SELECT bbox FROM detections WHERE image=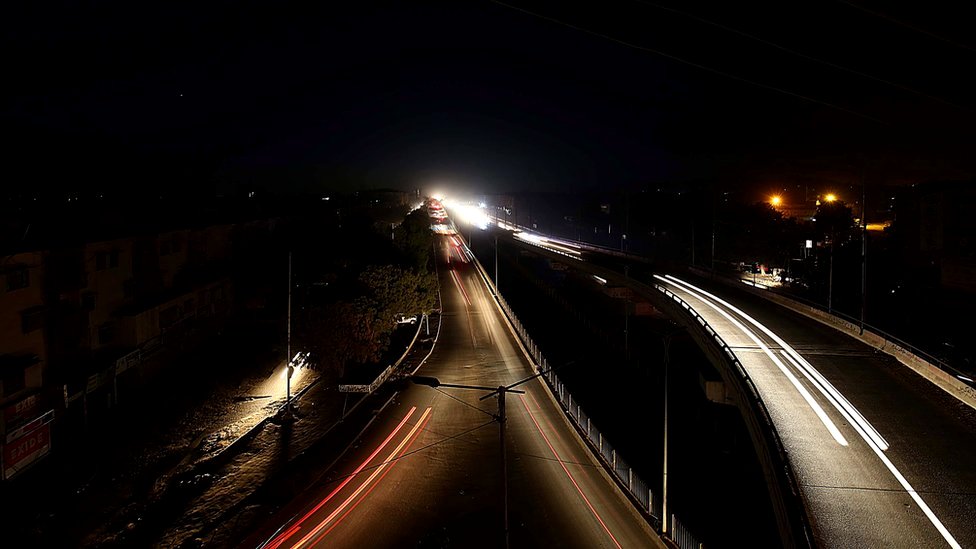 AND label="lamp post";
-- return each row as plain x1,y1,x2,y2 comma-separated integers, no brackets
286,251,293,415
821,193,838,314
494,235,499,295
411,376,524,549
411,363,571,548
859,182,867,335
659,325,685,535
